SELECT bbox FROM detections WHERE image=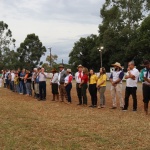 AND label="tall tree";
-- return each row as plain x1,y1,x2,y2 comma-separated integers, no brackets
99,0,150,68
69,34,99,71
0,21,16,69
17,33,46,69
